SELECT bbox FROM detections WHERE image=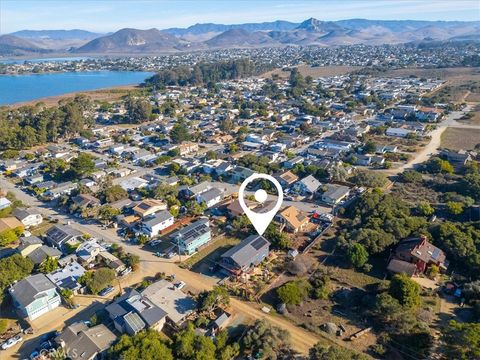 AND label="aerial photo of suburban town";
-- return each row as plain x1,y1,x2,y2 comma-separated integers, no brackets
0,0,479,359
